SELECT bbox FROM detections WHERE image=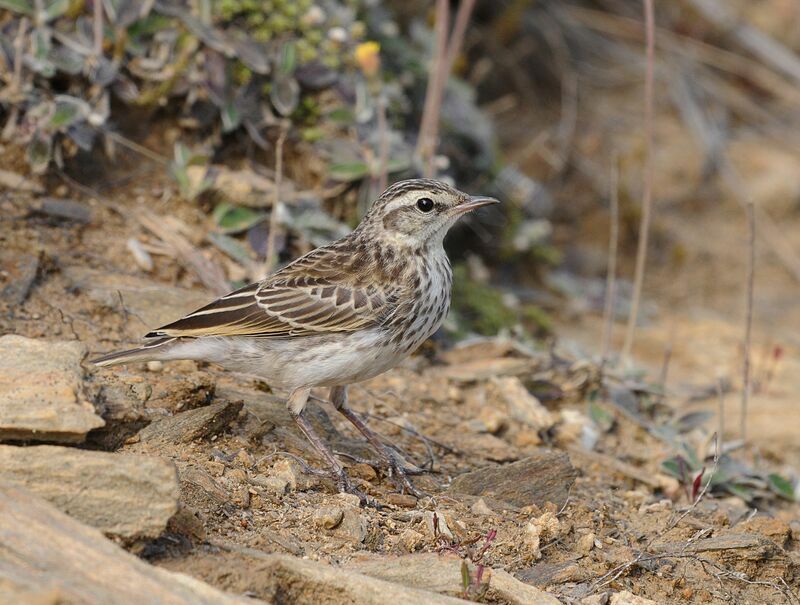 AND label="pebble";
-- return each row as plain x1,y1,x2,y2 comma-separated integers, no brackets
313,506,344,530
349,463,378,482
205,461,225,477
577,531,596,555
470,498,494,516
259,475,289,496
337,492,363,509
384,493,417,508
146,361,163,372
